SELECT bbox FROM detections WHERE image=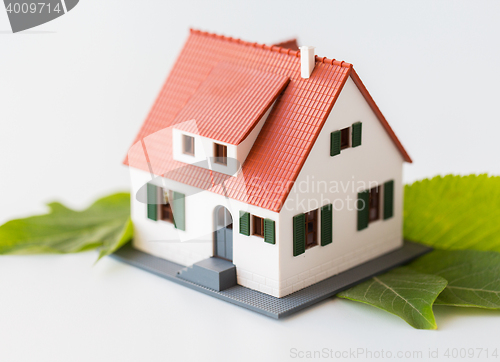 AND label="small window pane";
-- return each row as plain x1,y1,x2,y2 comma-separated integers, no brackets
369,186,381,222
160,189,174,223
340,127,350,150
307,232,314,246
305,209,318,249
214,143,227,165
183,135,195,156
252,215,264,237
